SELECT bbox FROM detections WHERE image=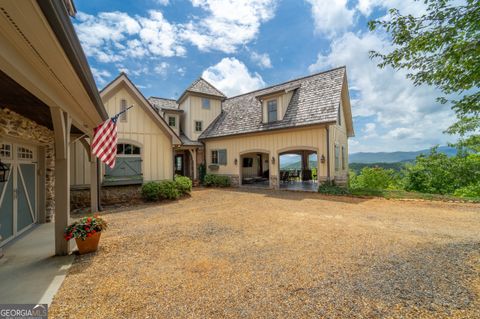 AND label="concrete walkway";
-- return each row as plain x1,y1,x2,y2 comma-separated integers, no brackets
0,223,74,305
